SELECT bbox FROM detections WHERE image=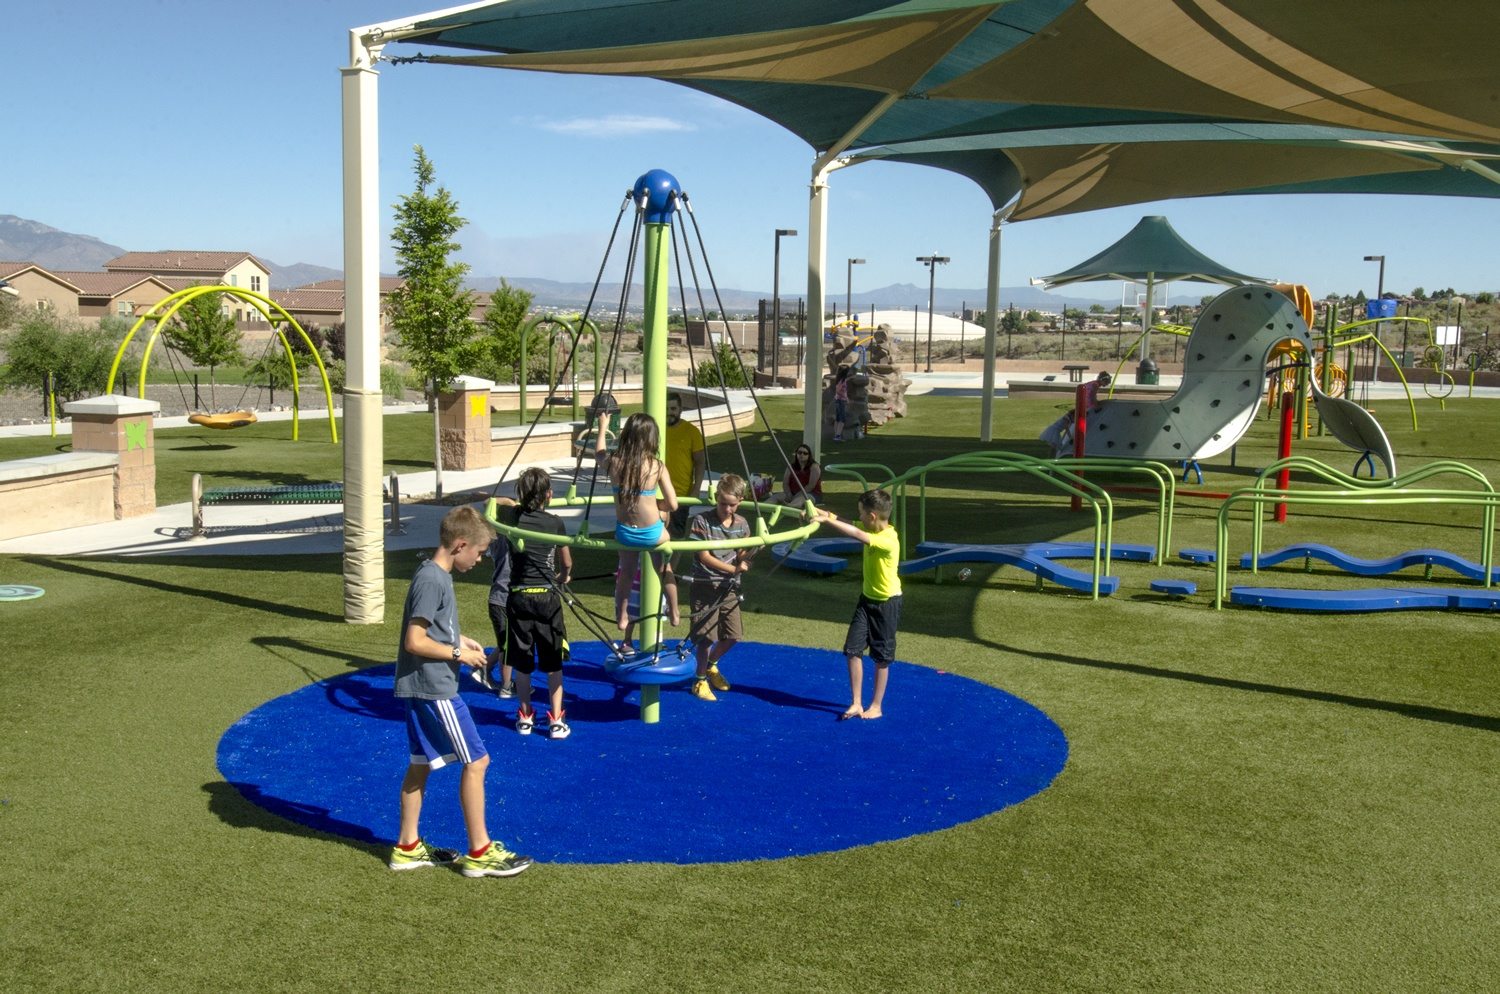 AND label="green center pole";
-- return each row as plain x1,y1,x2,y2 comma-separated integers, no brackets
638,217,672,723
